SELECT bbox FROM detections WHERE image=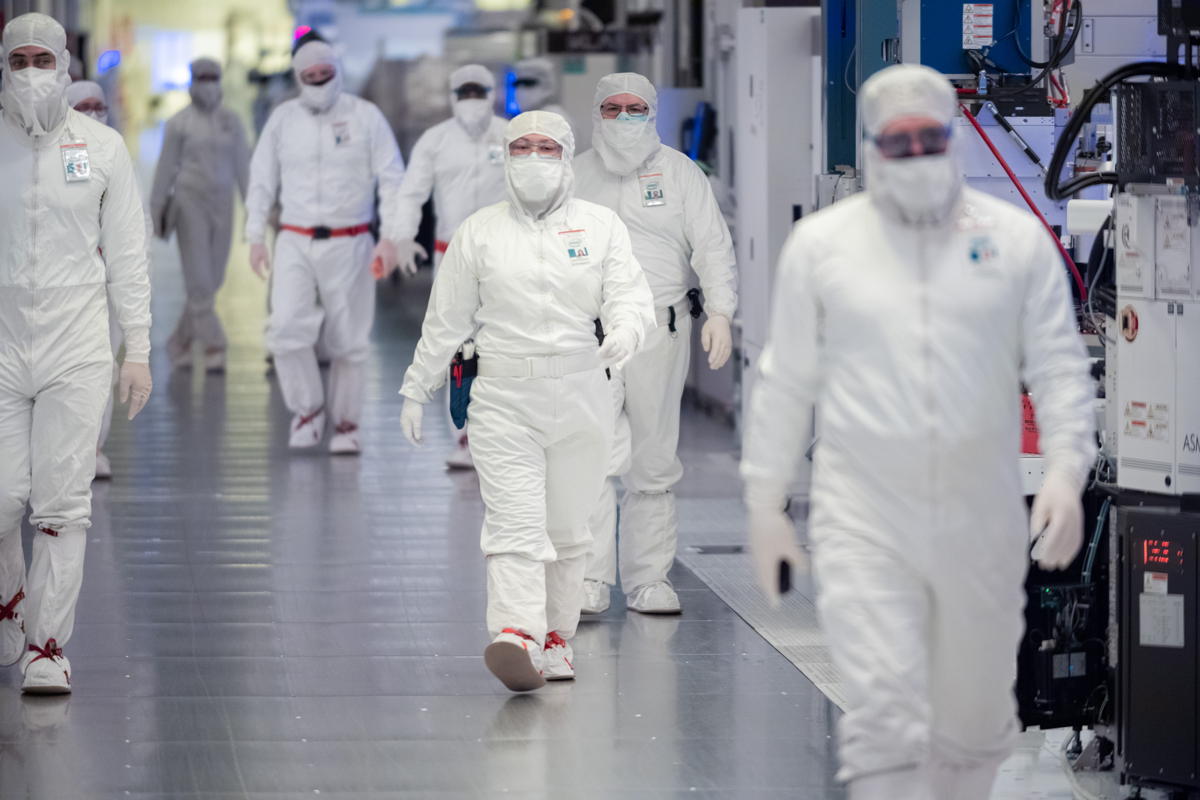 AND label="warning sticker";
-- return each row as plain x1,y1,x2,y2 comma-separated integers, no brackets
1139,593,1185,648
1144,572,1169,595
963,4,995,50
